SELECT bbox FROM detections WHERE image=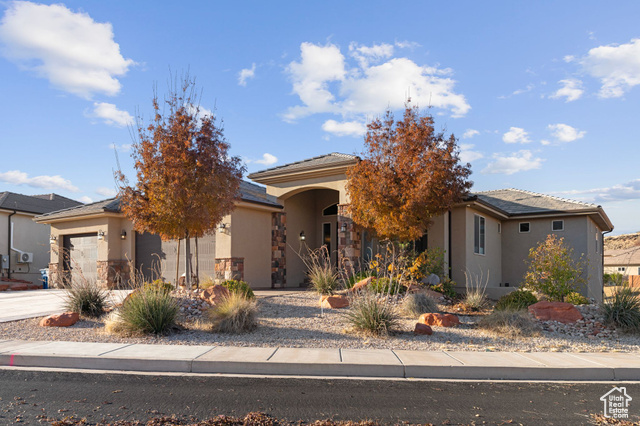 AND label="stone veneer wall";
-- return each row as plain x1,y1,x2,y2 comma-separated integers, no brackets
271,212,286,288
338,204,361,274
48,262,67,288
215,257,244,281
97,260,130,289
